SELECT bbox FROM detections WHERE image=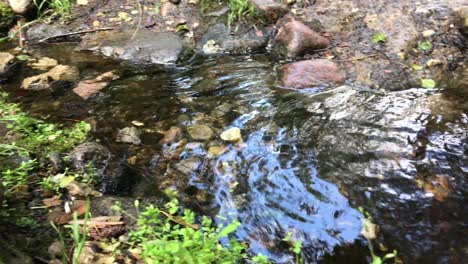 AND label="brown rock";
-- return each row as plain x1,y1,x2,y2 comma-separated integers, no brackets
274,20,329,57
279,59,345,89
73,71,119,100
48,200,87,225
47,65,80,81
249,0,288,20
160,126,182,144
